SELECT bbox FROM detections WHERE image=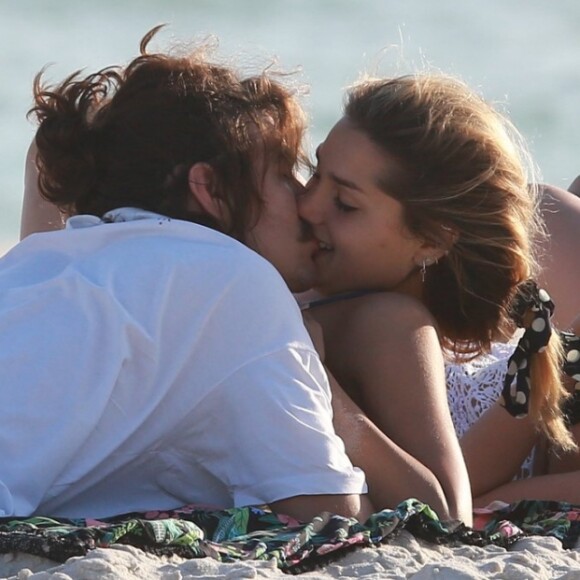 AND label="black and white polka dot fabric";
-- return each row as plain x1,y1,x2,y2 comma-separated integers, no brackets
501,282,555,418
